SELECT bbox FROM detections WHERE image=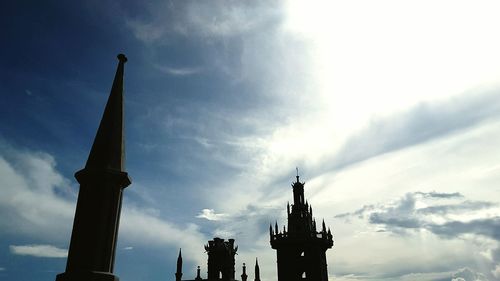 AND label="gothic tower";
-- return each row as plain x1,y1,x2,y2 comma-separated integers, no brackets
270,172,333,281
55,54,132,281
204,238,238,281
